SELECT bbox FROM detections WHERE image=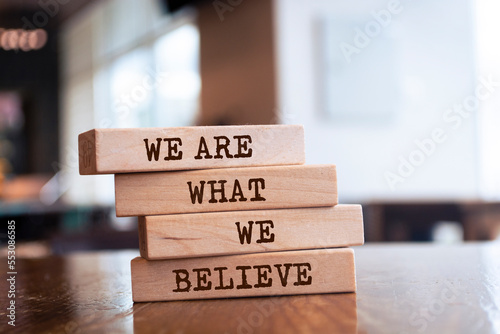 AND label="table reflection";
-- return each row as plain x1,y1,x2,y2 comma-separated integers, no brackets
6,244,499,333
